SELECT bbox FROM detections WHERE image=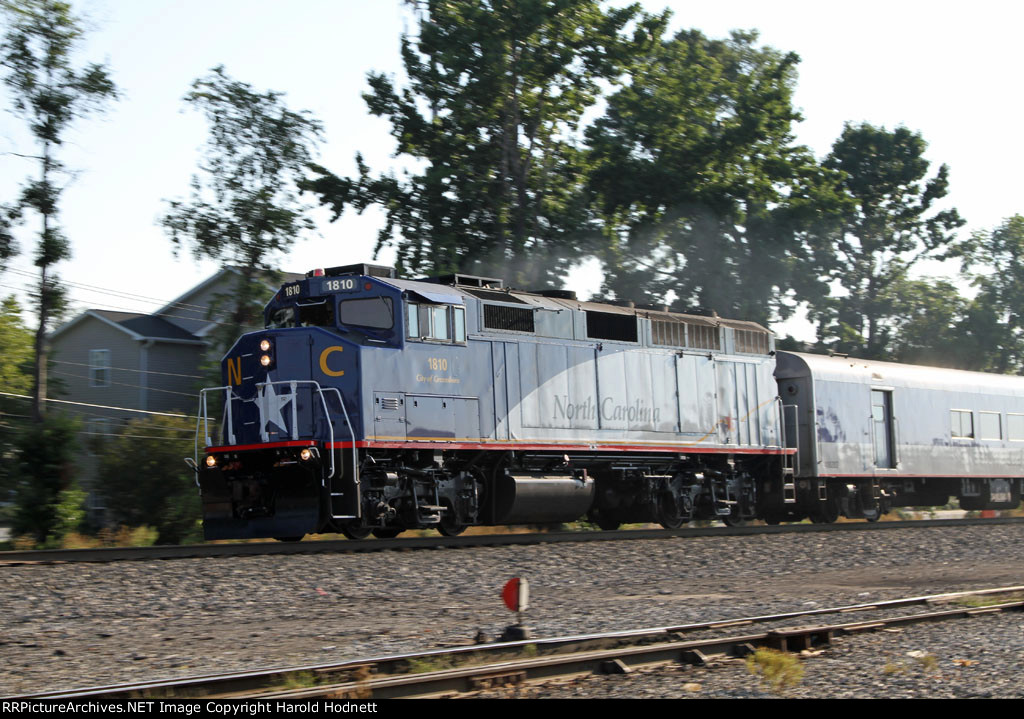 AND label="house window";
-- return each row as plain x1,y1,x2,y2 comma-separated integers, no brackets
89,350,111,387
